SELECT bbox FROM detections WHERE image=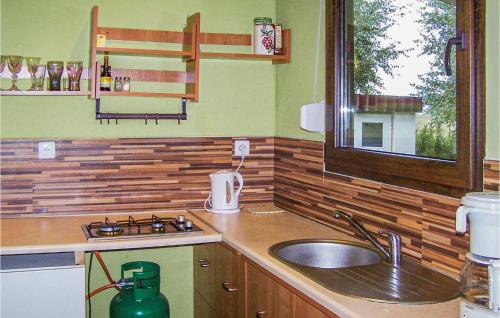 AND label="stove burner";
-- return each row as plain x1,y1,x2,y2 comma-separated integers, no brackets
97,218,123,236
151,221,165,232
